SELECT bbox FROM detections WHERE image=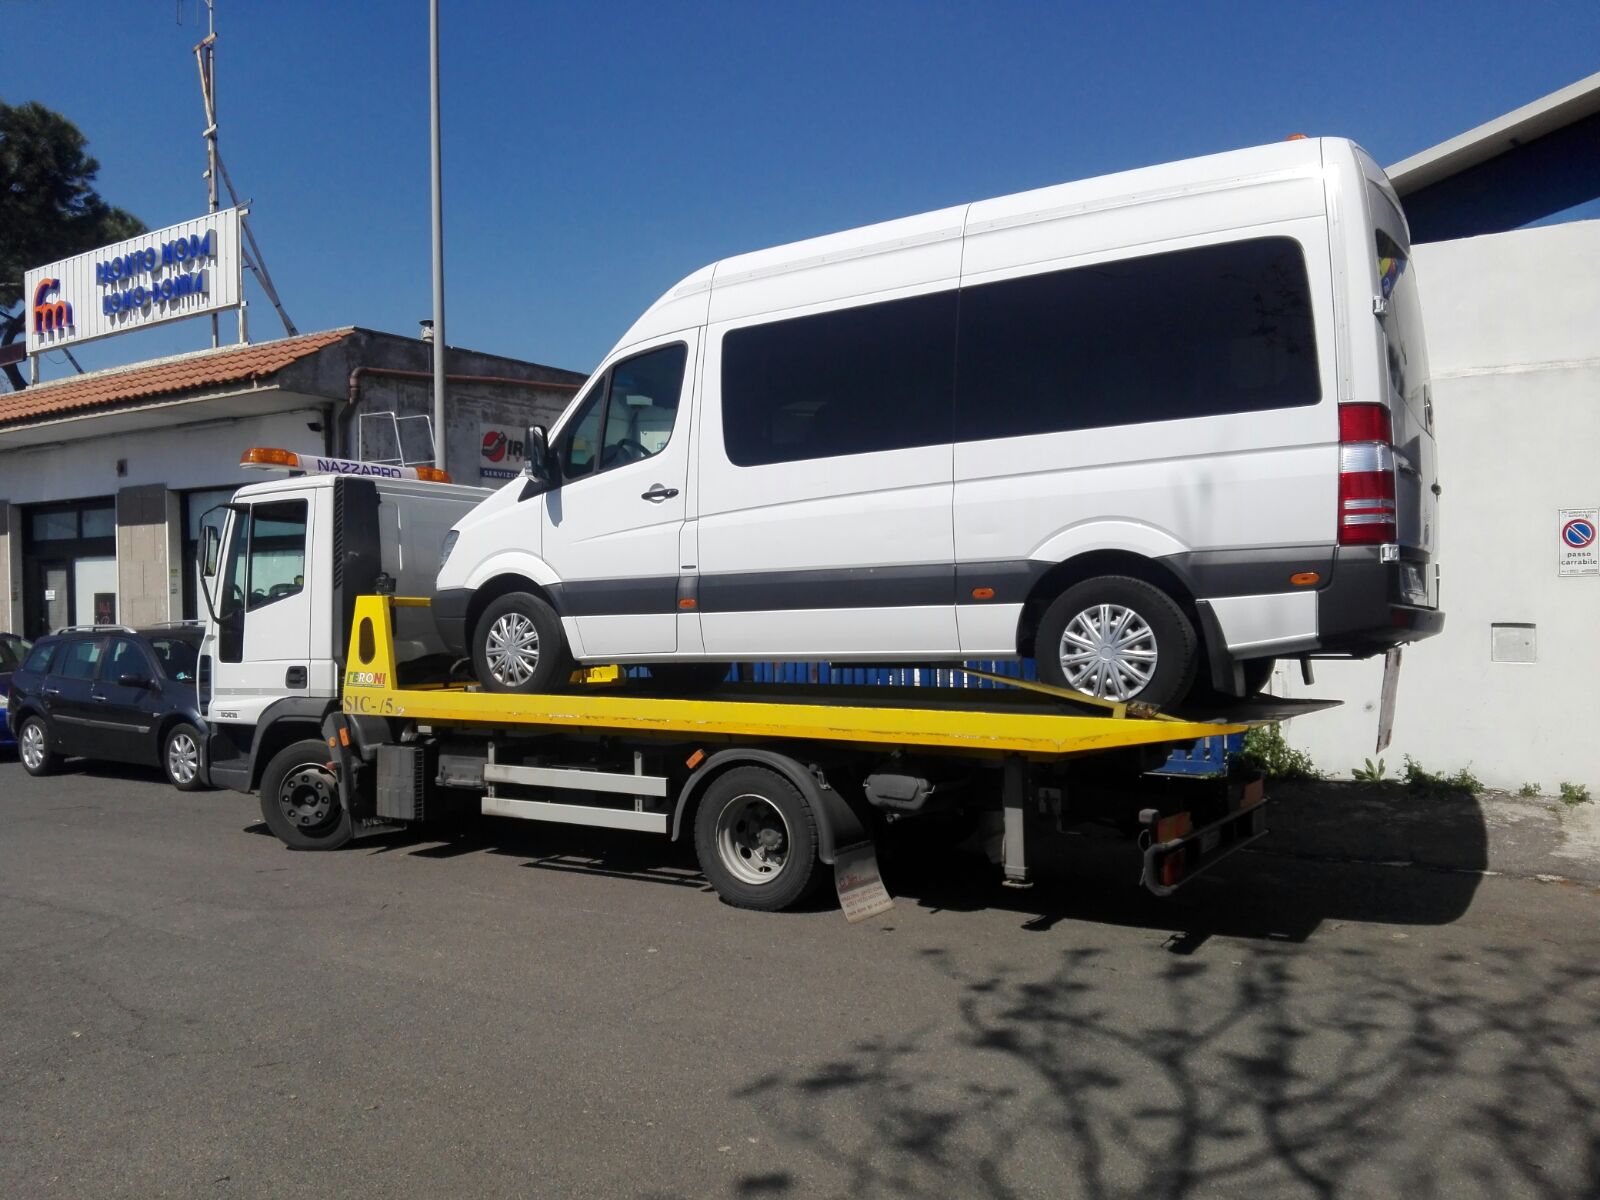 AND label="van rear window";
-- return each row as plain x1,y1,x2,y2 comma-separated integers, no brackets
956,236,1321,441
